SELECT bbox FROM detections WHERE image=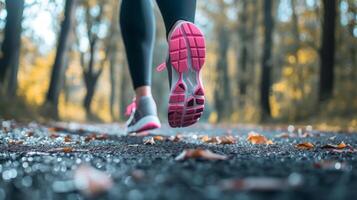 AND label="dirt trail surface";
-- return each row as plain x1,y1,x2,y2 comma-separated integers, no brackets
0,120,356,200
